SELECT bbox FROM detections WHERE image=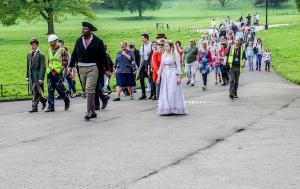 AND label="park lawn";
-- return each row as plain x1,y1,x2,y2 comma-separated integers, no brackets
259,22,300,84
0,0,299,100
